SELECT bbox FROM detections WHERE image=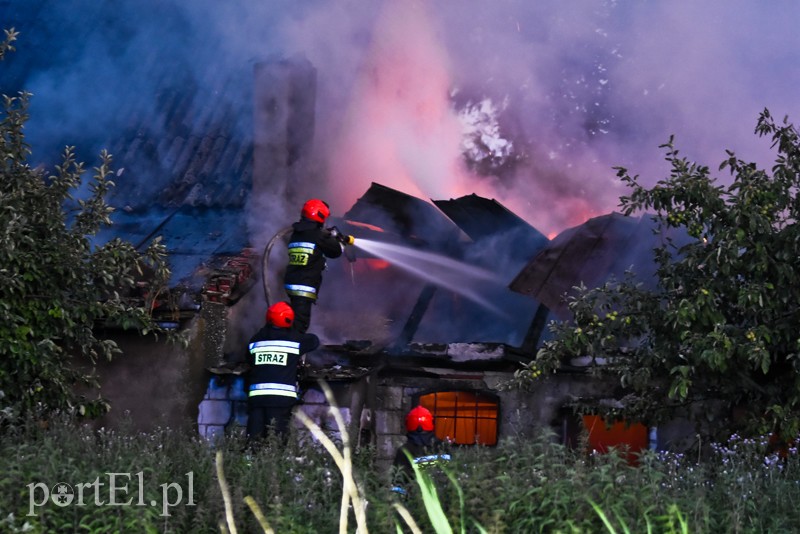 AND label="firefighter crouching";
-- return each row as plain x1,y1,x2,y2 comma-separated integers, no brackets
284,198,354,333
245,301,319,448
391,405,451,497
